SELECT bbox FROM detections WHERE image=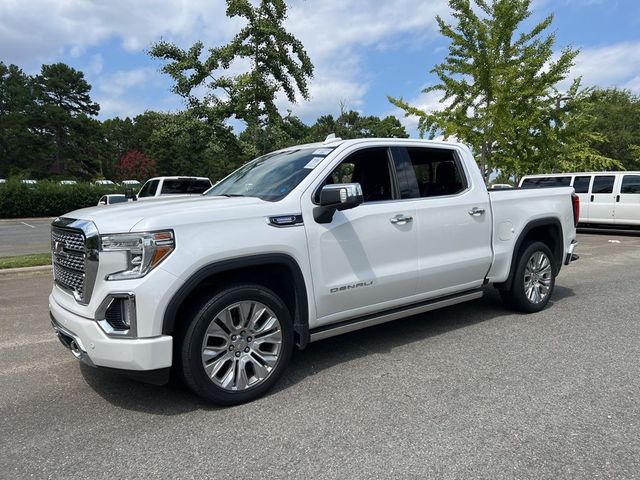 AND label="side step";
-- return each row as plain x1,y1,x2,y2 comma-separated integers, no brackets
309,289,484,343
